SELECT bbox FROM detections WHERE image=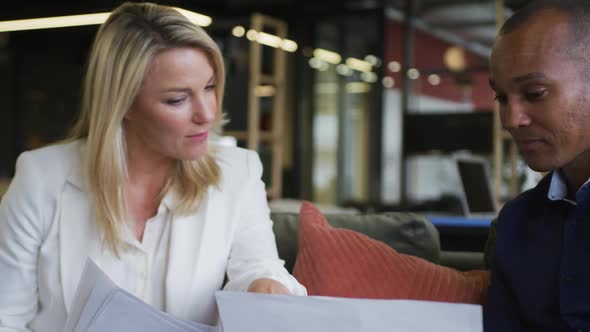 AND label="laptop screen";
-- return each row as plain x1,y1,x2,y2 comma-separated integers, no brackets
457,158,496,214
